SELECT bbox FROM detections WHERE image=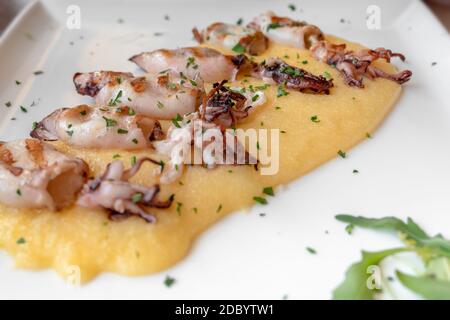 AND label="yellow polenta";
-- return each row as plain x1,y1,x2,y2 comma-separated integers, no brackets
0,36,402,282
